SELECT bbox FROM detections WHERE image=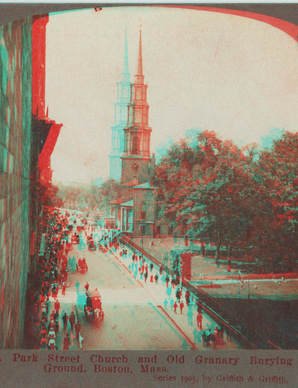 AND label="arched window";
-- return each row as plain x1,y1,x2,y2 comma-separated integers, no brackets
132,136,140,155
